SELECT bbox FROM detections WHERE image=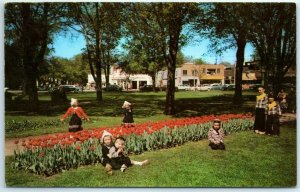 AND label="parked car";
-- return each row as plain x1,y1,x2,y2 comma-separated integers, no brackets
60,85,80,93
140,85,156,92
210,84,222,90
105,84,123,92
49,85,80,93
198,84,211,91
222,84,235,91
177,84,190,91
